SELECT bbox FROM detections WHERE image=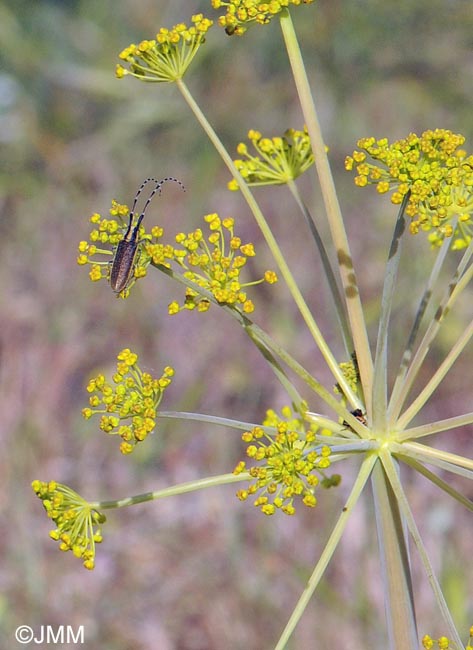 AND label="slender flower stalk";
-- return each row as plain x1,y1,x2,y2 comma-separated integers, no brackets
228,126,353,356
387,230,456,425
371,459,418,648
400,412,473,441
286,178,354,357
397,316,473,431
372,192,409,432
174,77,360,408
279,10,374,415
32,481,106,570
380,450,463,648
154,262,367,434
274,453,377,649
389,247,473,425
93,473,248,510
116,14,213,82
